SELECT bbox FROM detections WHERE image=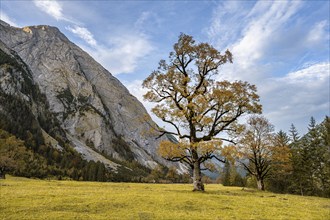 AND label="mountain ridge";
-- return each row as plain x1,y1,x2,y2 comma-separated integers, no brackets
0,20,186,176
